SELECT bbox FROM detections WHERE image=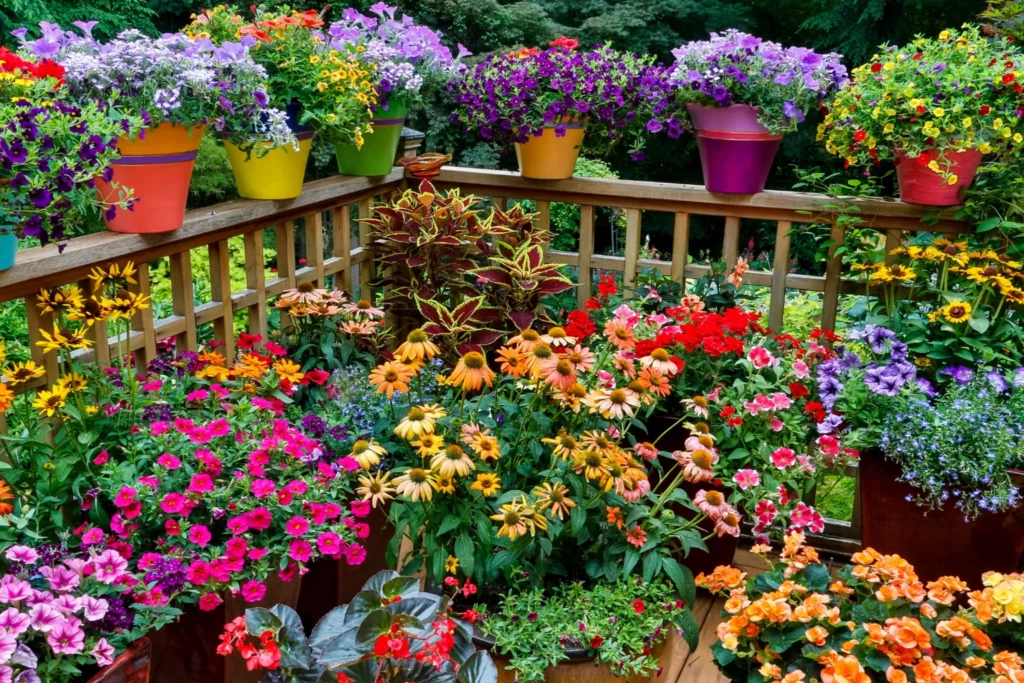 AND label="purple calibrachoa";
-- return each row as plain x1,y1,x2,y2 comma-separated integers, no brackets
449,38,687,161
671,29,848,134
